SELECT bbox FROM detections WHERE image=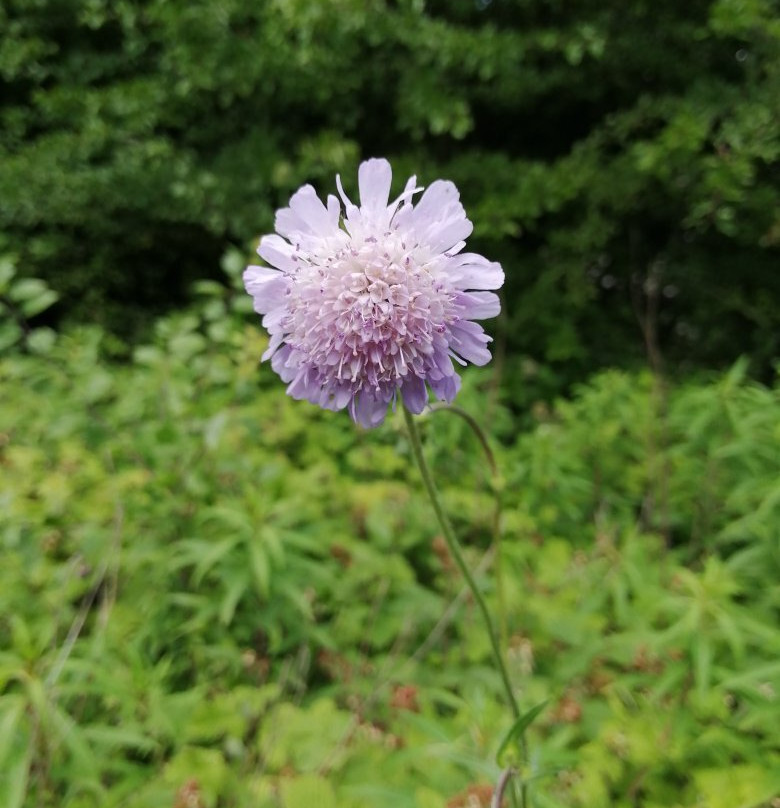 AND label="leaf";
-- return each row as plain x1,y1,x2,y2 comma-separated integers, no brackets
5,276,58,317
199,505,254,536
183,537,241,584
220,571,249,625
168,332,206,361
692,634,713,696
496,701,549,766
0,696,27,769
26,327,56,354
163,746,228,805
82,725,160,754
279,774,338,808
720,660,780,691
0,321,21,352
248,540,270,599
19,289,58,318
7,278,46,303
0,709,31,808
0,258,15,292
694,764,780,808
